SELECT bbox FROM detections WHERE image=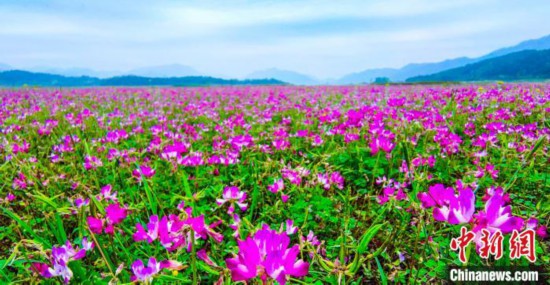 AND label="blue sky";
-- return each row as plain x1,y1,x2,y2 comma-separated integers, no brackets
0,0,549,78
